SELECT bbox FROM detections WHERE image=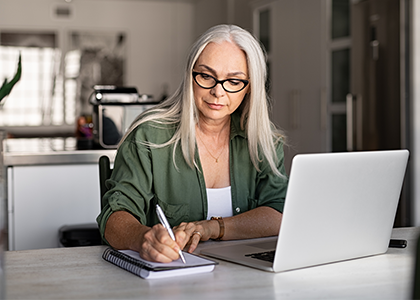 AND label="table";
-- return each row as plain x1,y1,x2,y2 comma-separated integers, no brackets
5,227,420,300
